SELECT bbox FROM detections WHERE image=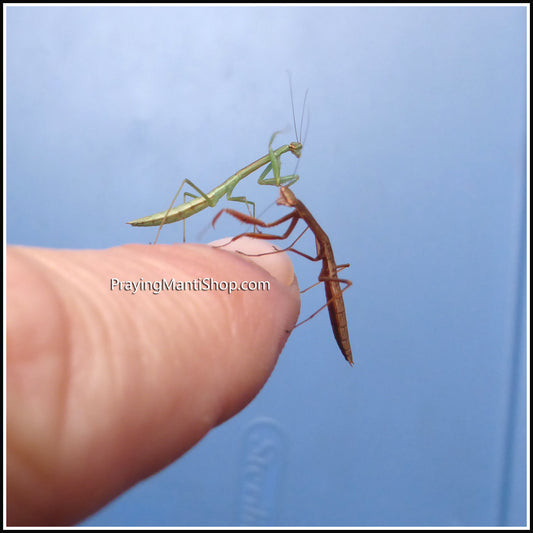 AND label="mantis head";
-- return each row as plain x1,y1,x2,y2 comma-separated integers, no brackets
289,141,303,159
277,186,298,208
